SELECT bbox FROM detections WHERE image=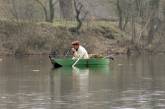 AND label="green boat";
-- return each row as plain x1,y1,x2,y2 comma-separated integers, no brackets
49,56,110,68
